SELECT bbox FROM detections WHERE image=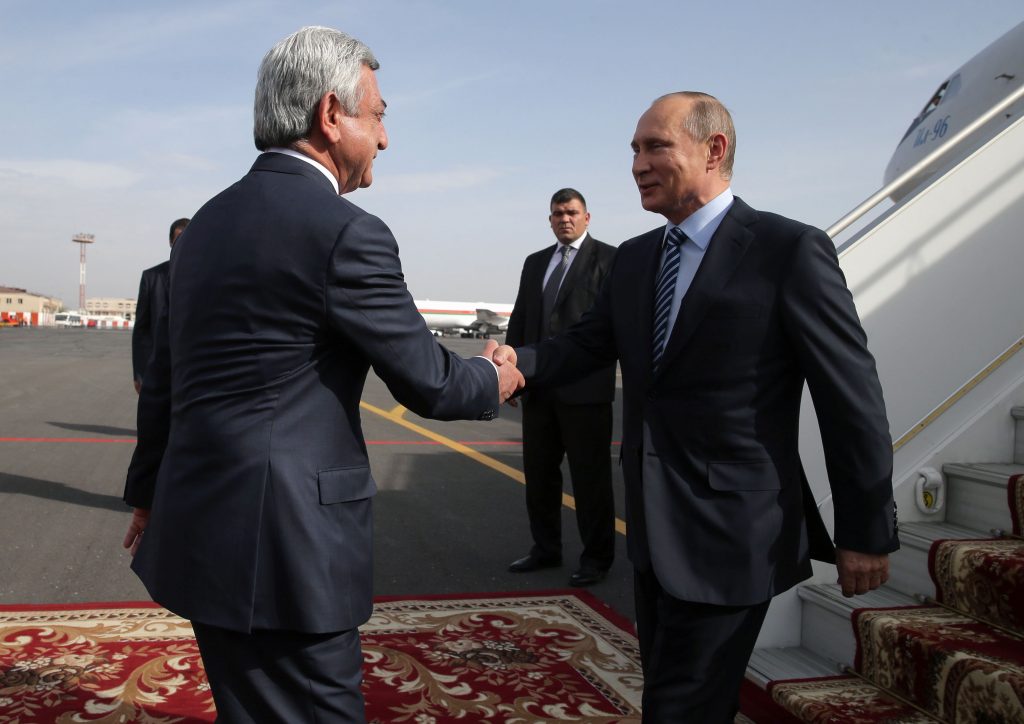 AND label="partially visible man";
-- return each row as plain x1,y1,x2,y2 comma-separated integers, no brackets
505,188,617,586
122,26,523,723
132,218,189,393
491,92,897,722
